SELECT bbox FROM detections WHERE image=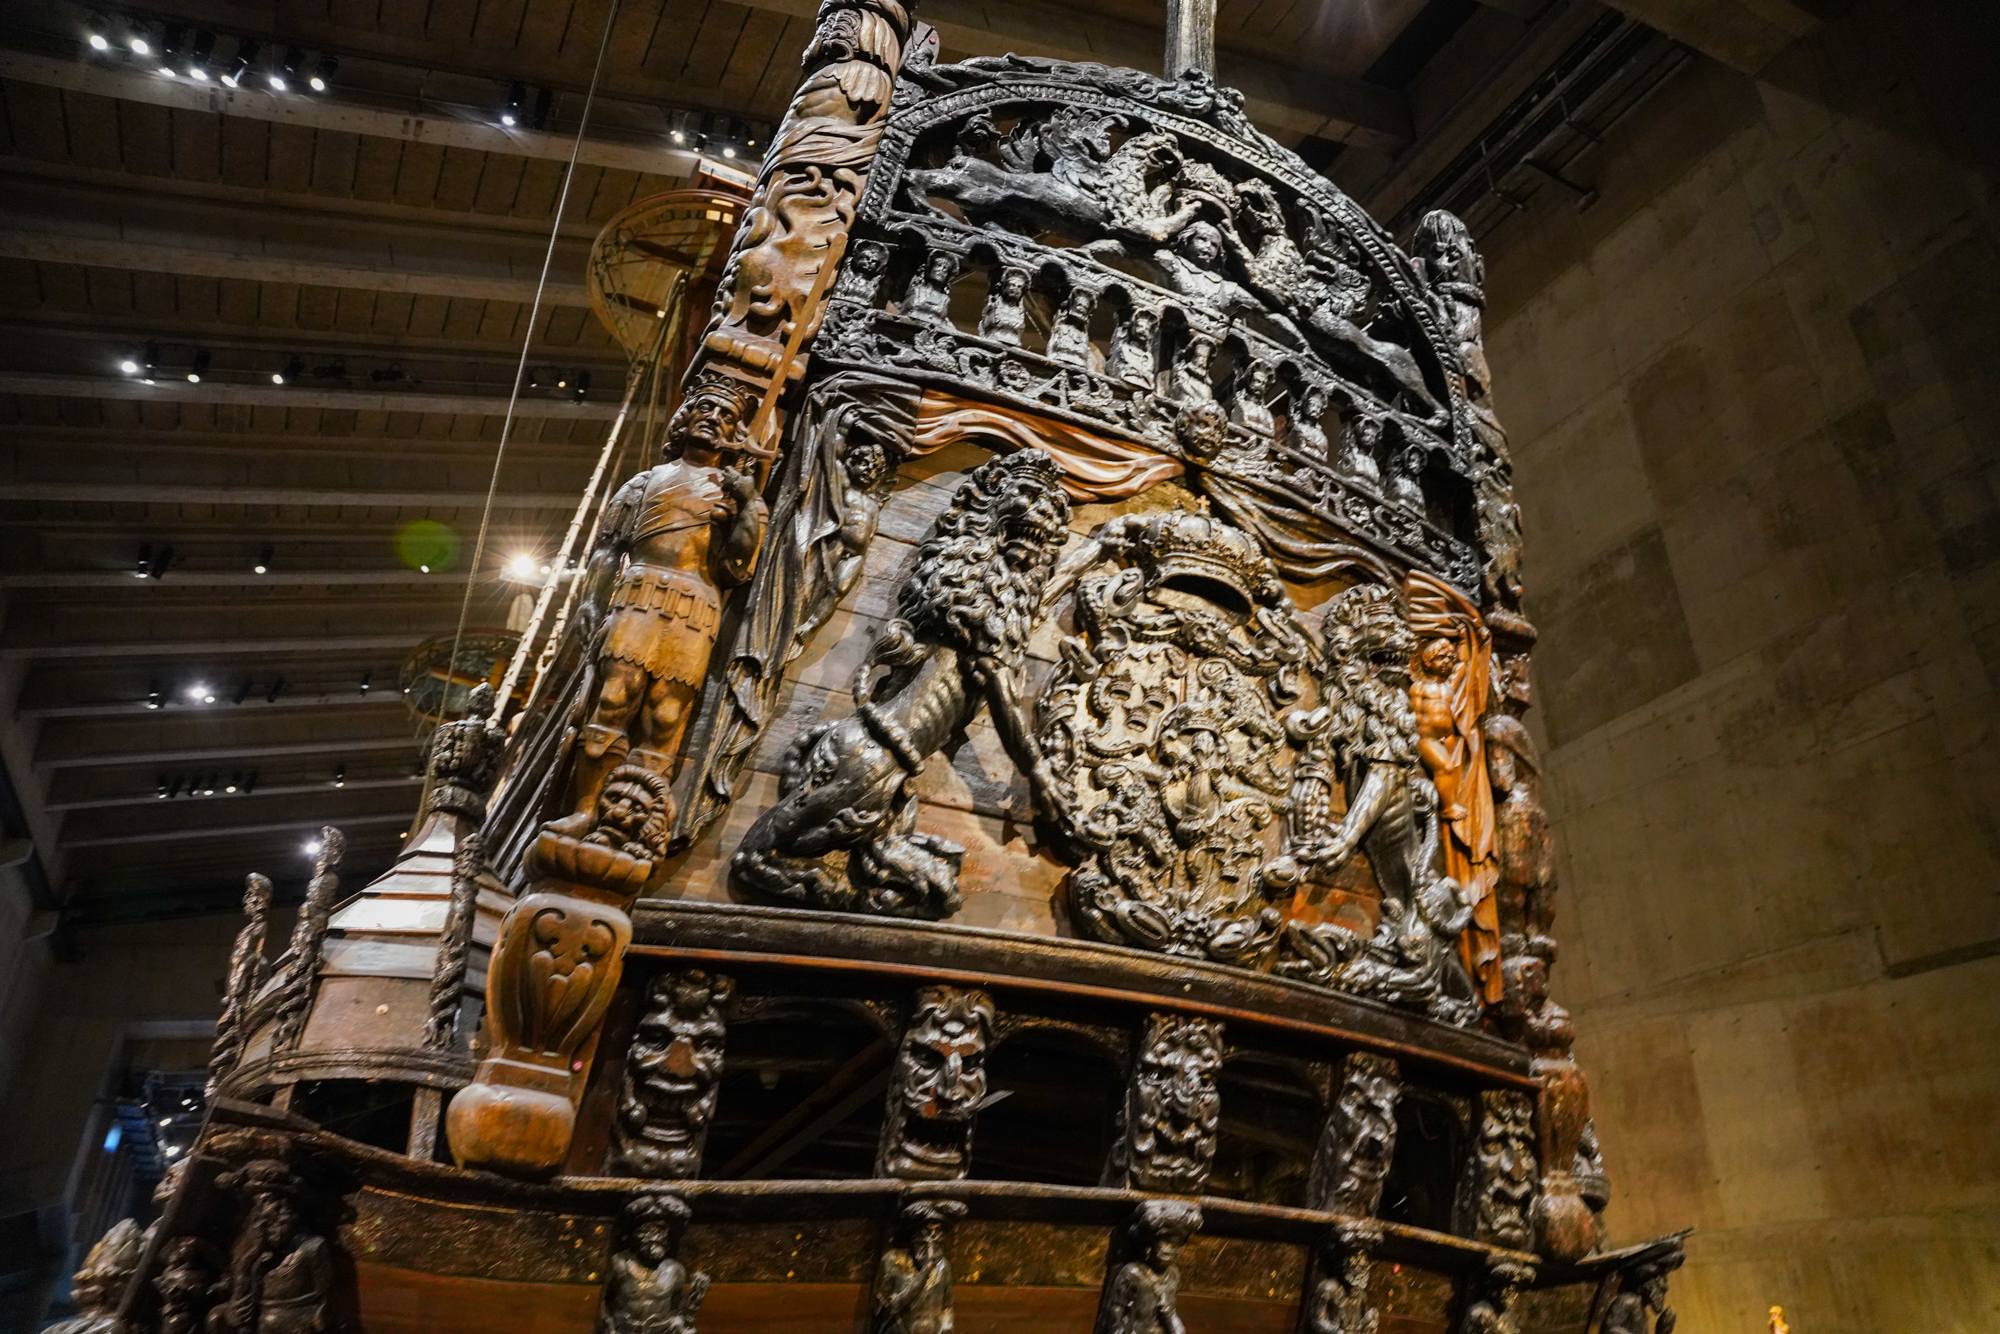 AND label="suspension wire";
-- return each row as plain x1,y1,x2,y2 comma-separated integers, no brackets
442,0,625,716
